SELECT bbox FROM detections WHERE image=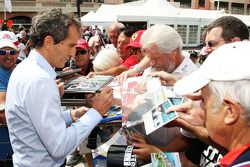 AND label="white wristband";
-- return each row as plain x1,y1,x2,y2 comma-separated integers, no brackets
133,64,142,73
